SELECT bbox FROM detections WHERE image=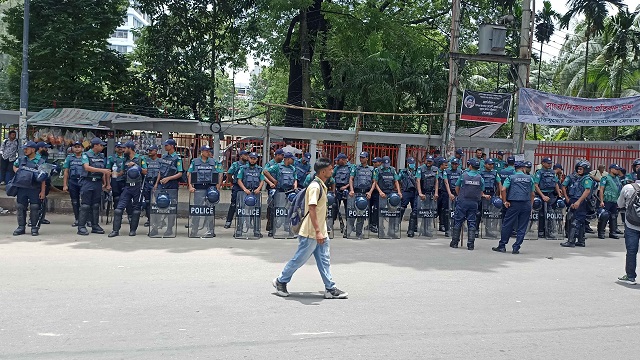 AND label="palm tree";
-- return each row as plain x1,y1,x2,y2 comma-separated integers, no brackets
560,0,625,139
535,1,560,89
